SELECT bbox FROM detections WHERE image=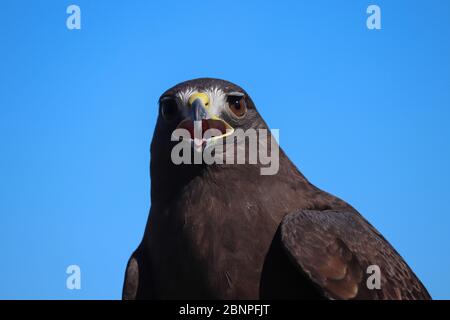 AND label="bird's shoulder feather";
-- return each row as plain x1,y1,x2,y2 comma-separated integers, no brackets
122,253,140,300
279,209,431,300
